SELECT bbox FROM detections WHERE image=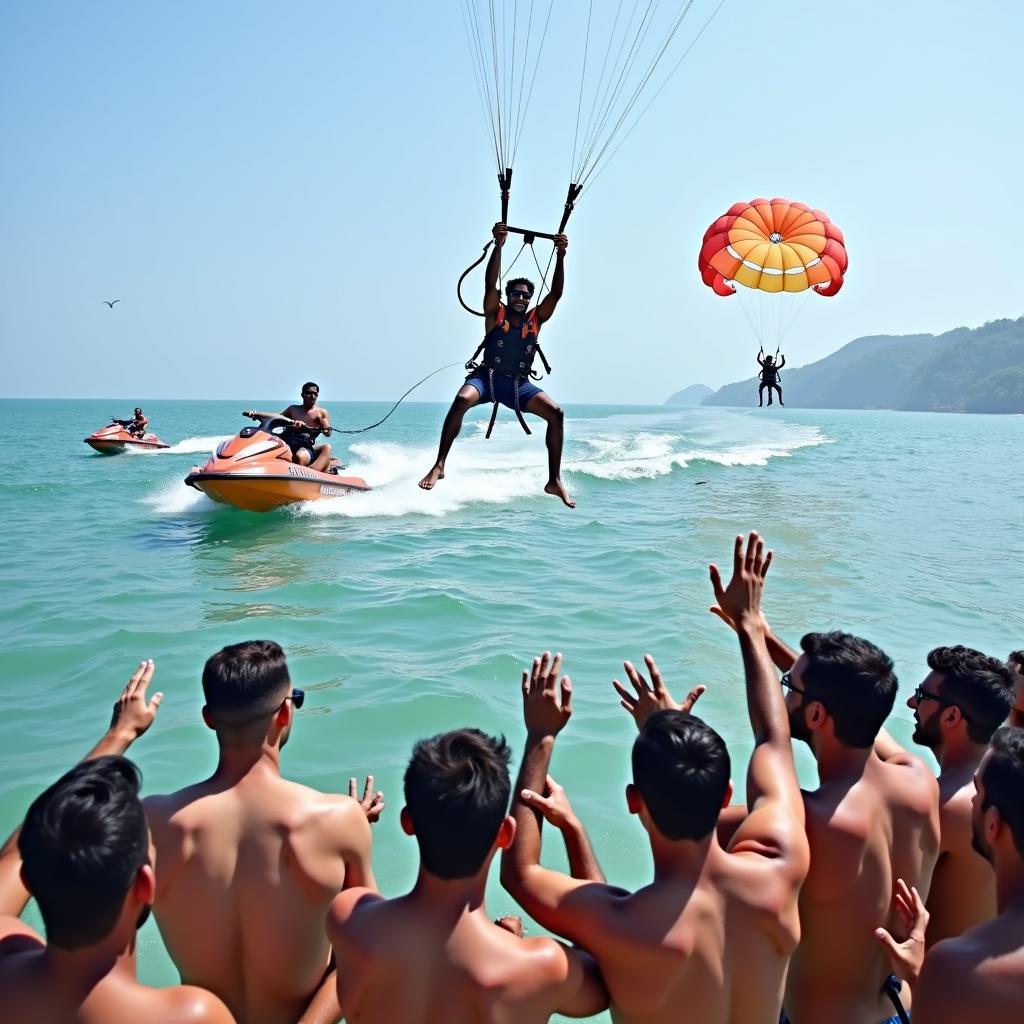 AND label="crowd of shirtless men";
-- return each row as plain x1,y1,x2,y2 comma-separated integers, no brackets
2,532,1023,1023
